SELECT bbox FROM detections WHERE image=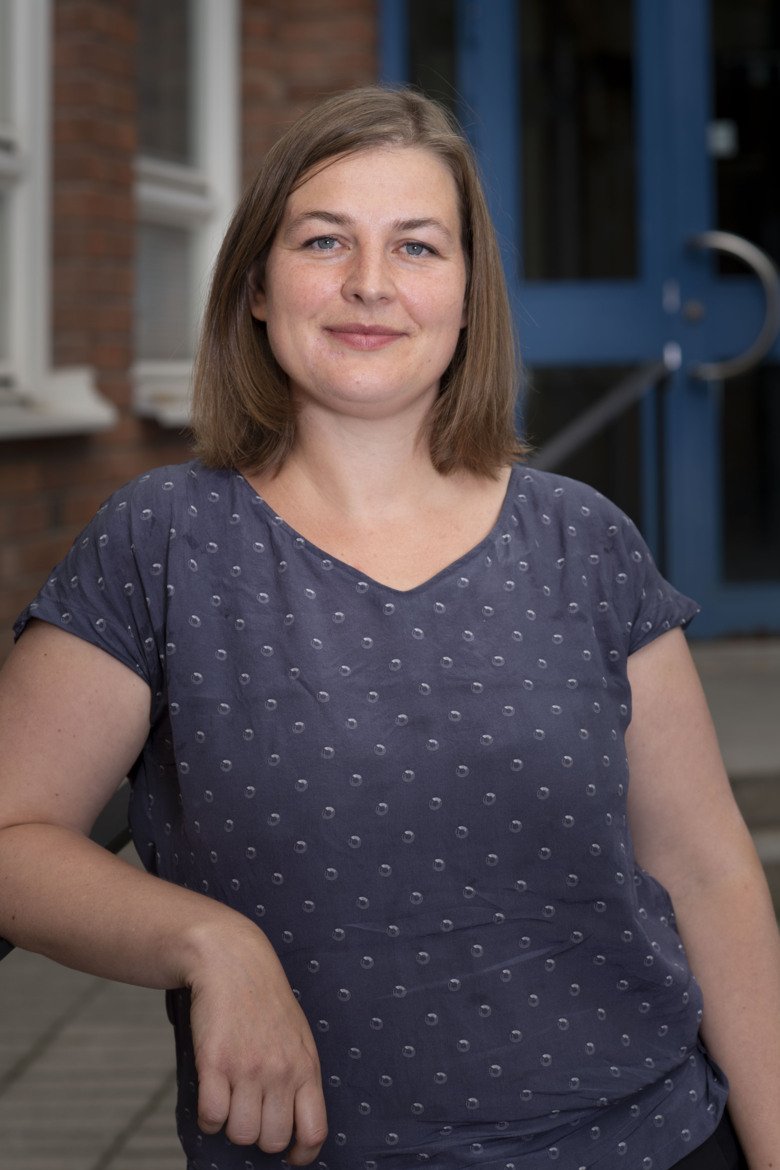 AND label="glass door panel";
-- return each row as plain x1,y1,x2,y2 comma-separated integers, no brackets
722,365,780,582
711,0,780,585
523,366,642,523
519,0,636,280
712,0,780,264
407,0,457,113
